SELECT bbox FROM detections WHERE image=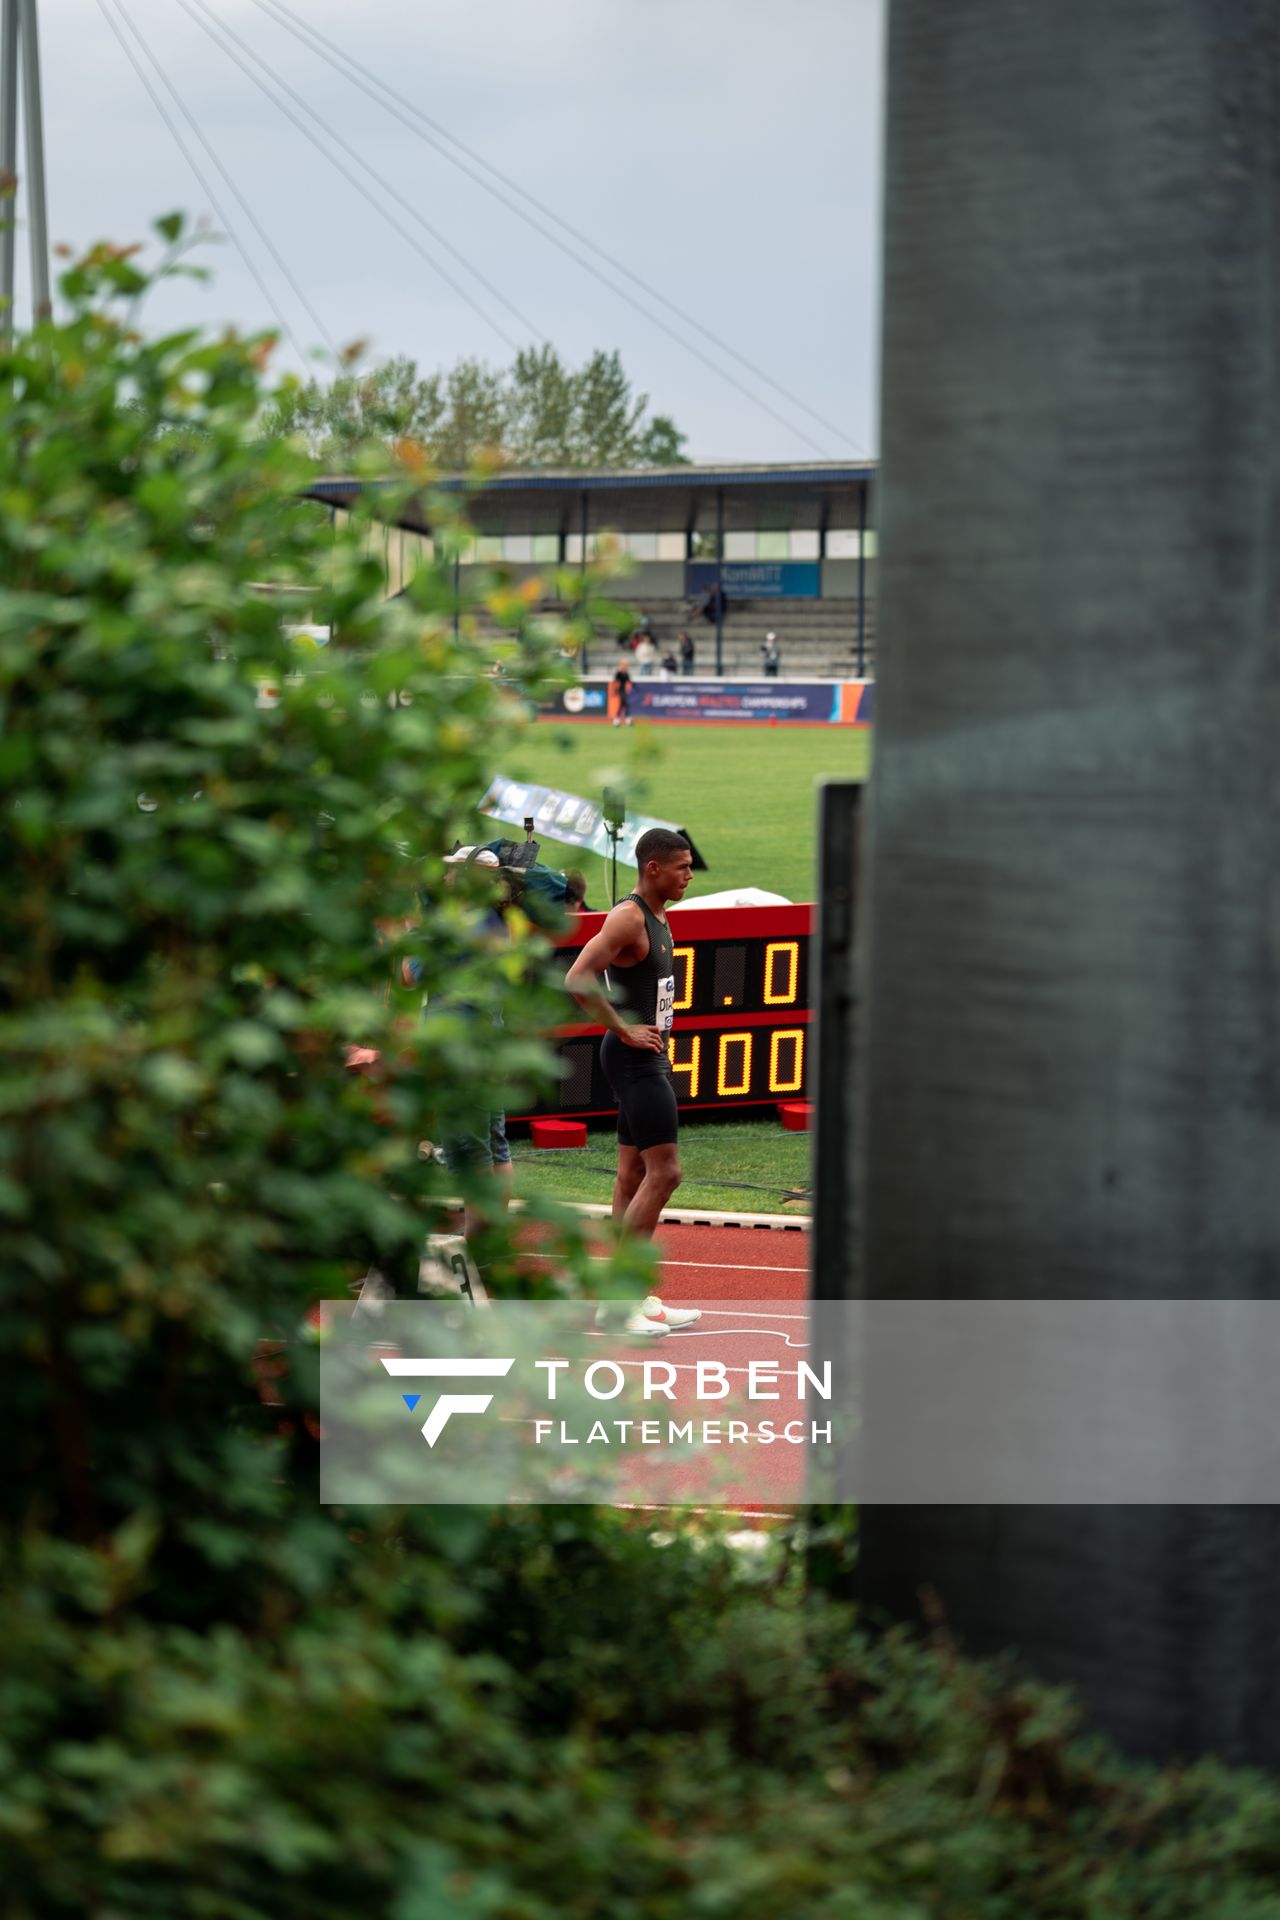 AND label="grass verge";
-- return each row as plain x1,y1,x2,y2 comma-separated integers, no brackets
511,1115,811,1216
471,720,872,905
